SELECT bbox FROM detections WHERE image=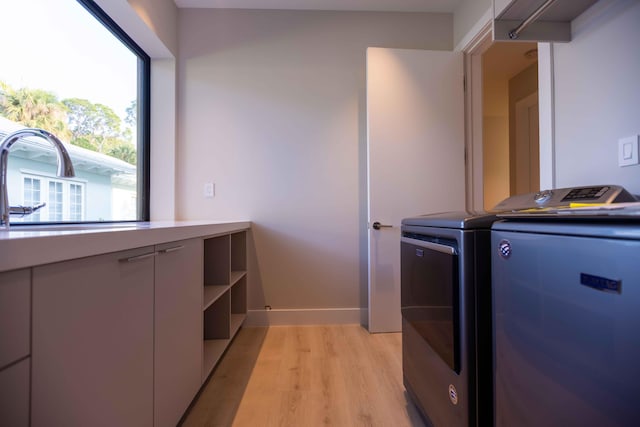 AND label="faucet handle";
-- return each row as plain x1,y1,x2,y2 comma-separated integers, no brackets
9,202,46,217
